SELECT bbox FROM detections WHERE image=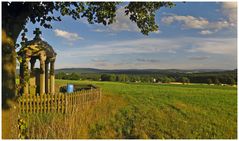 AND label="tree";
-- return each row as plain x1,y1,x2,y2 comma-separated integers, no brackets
207,78,212,85
2,2,174,108
101,74,116,81
228,77,235,86
161,76,171,83
55,72,67,79
116,74,128,82
214,78,221,85
180,77,190,84
68,73,80,80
